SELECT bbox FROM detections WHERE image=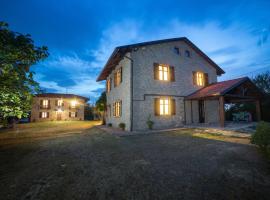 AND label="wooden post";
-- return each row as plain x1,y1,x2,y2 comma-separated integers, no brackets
255,100,261,121
219,96,225,127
